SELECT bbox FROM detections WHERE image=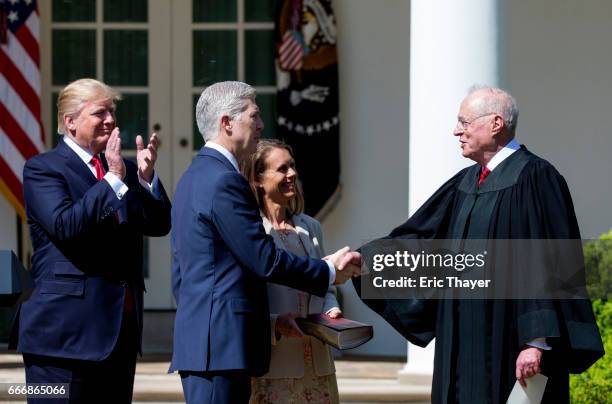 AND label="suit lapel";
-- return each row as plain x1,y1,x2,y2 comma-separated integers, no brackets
293,215,319,258
292,215,325,312
57,140,98,192
56,140,125,228
262,214,319,257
